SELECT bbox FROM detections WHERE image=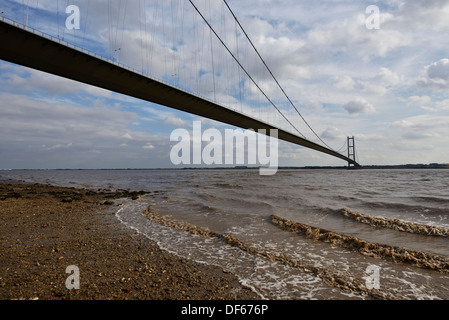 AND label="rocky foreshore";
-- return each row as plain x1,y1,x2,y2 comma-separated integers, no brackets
0,181,259,300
